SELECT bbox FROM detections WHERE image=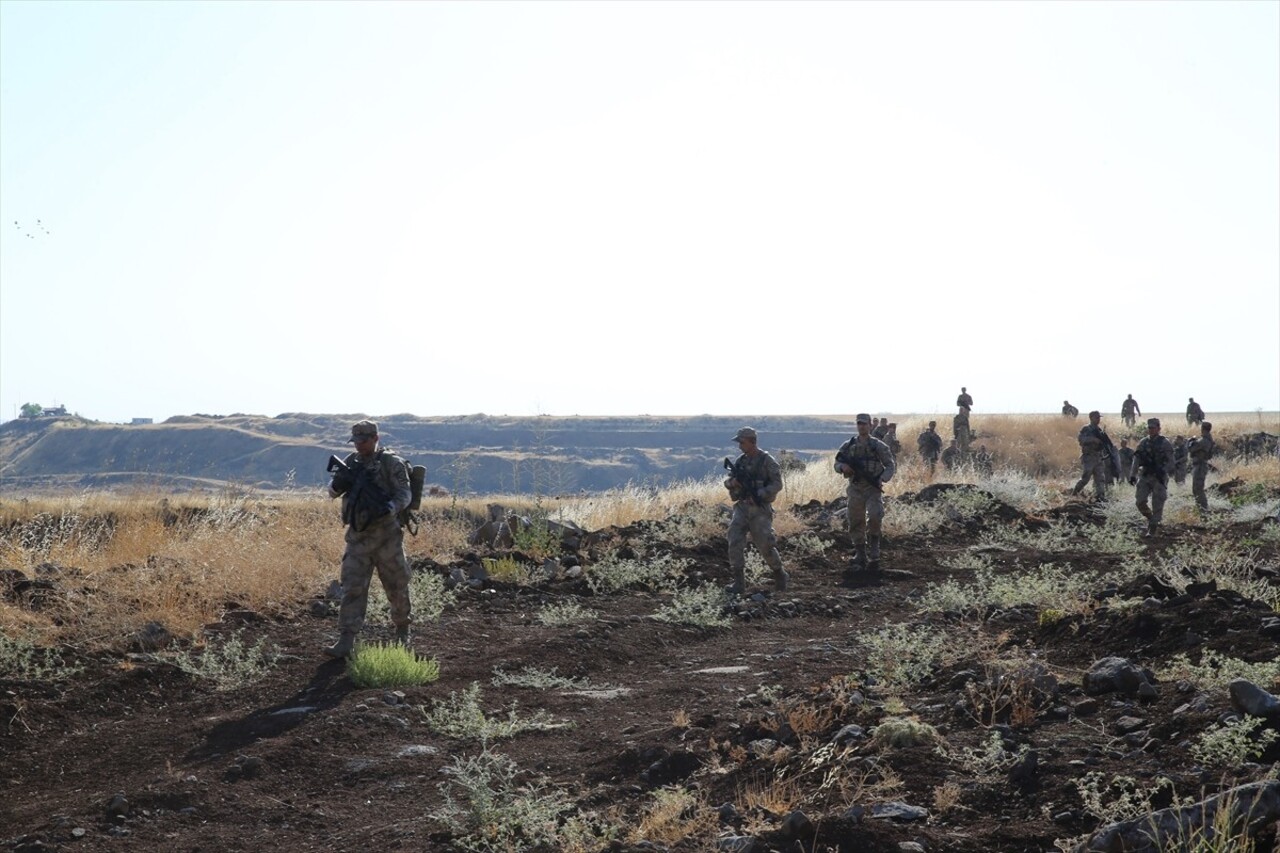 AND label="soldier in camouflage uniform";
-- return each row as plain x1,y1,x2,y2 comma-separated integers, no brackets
1188,421,1215,512
836,413,897,573
1186,398,1204,426
917,421,943,476
941,439,960,471
324,420,414,657
1118,438,1134,476
1121,394,1141,428
1072,410,1113,500
1128,418,1176,536
953,407,972,453
724,427,788,595
1062,401,1079,418
1172,436,1189,485
956,387,973,410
